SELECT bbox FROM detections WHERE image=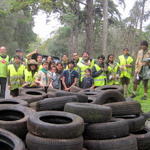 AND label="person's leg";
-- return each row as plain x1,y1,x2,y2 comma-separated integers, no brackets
10,88,19,97
120,78,126,97
141,80,149,100
0,77,7,98
131,78,141,98
125,78,130,97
